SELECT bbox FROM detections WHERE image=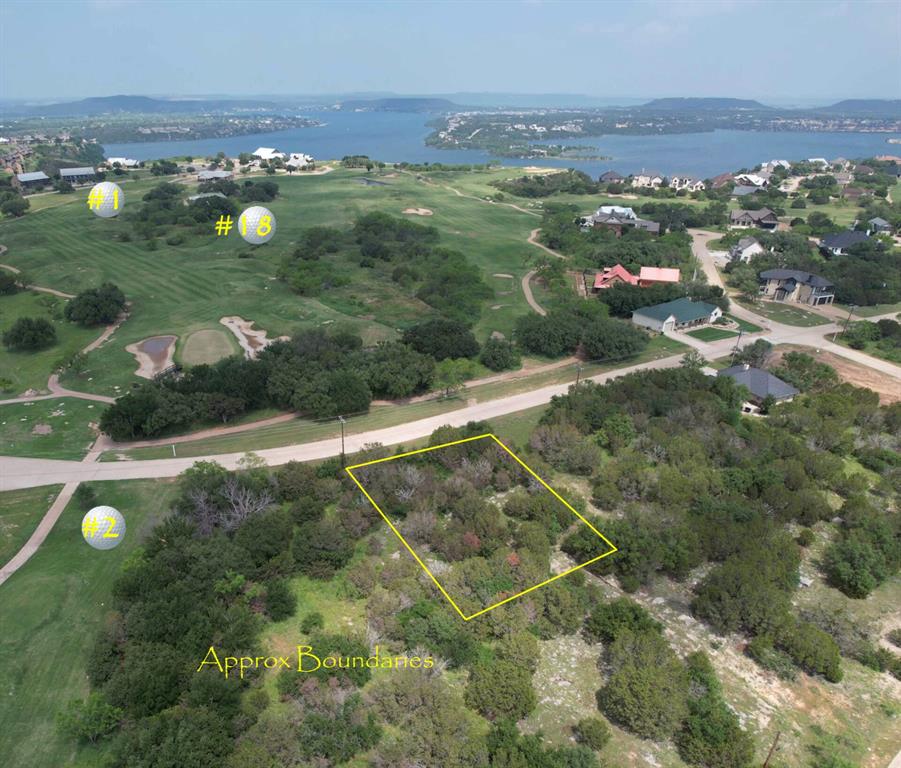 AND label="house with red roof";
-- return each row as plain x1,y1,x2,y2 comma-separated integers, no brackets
638,266,681,287
592,264,638,292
